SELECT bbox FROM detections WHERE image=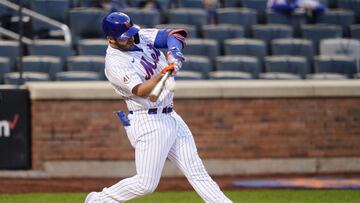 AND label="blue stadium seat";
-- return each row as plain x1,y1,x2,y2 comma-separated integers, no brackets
242,0,268,23
261,56,309,79
177,56,212,80
29,40,73,65
224,38,267,70
4,72,50,84
271,38,314,68
222,0,242,7
252,24,293,53
309,55,357,79
266,10,306,37
0,40,20,72
337,0,360,23
301,24,342,54
210,55,260,79
55,71,100,81
217,8,257,37
155,24,198,38
350,24,360,40
167,8,207,29
68,8,108,43
22,55,63,80
30,0,71,33
0,57,10,84
77,39,108,56
180,0,204,8
182,39,219,64
317,9,355,36
66,55,105,79
122,8,160,28
201,24,244,53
